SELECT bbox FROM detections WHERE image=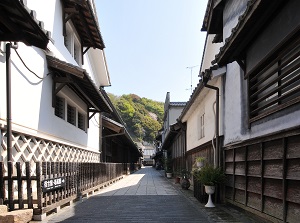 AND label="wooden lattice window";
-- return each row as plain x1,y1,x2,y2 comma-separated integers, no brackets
55,96,65,119
248,36,300,123
67,104,76,126
78,112,85,131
